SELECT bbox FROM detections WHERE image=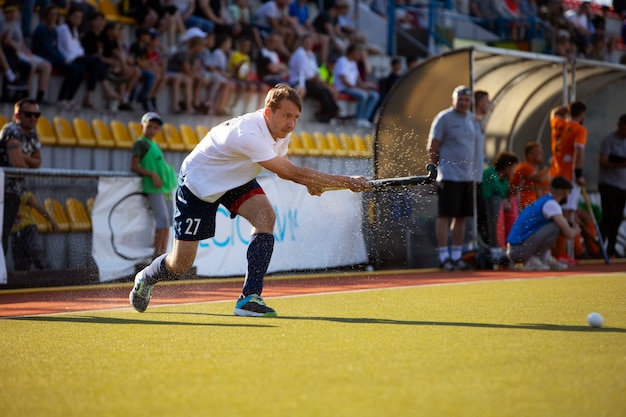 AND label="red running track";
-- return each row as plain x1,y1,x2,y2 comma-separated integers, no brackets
1,261,624,318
